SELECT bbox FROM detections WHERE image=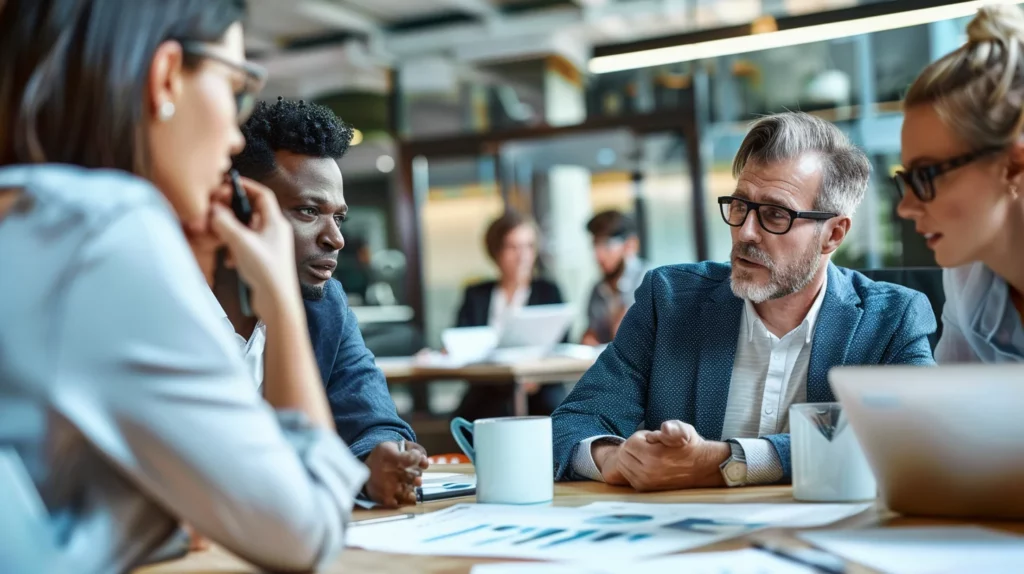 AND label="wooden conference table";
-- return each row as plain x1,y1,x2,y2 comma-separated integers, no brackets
377,355,596,416
138,464,1024,574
